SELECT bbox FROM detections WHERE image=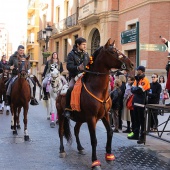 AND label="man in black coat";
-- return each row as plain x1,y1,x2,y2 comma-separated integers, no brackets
64,37,89,118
